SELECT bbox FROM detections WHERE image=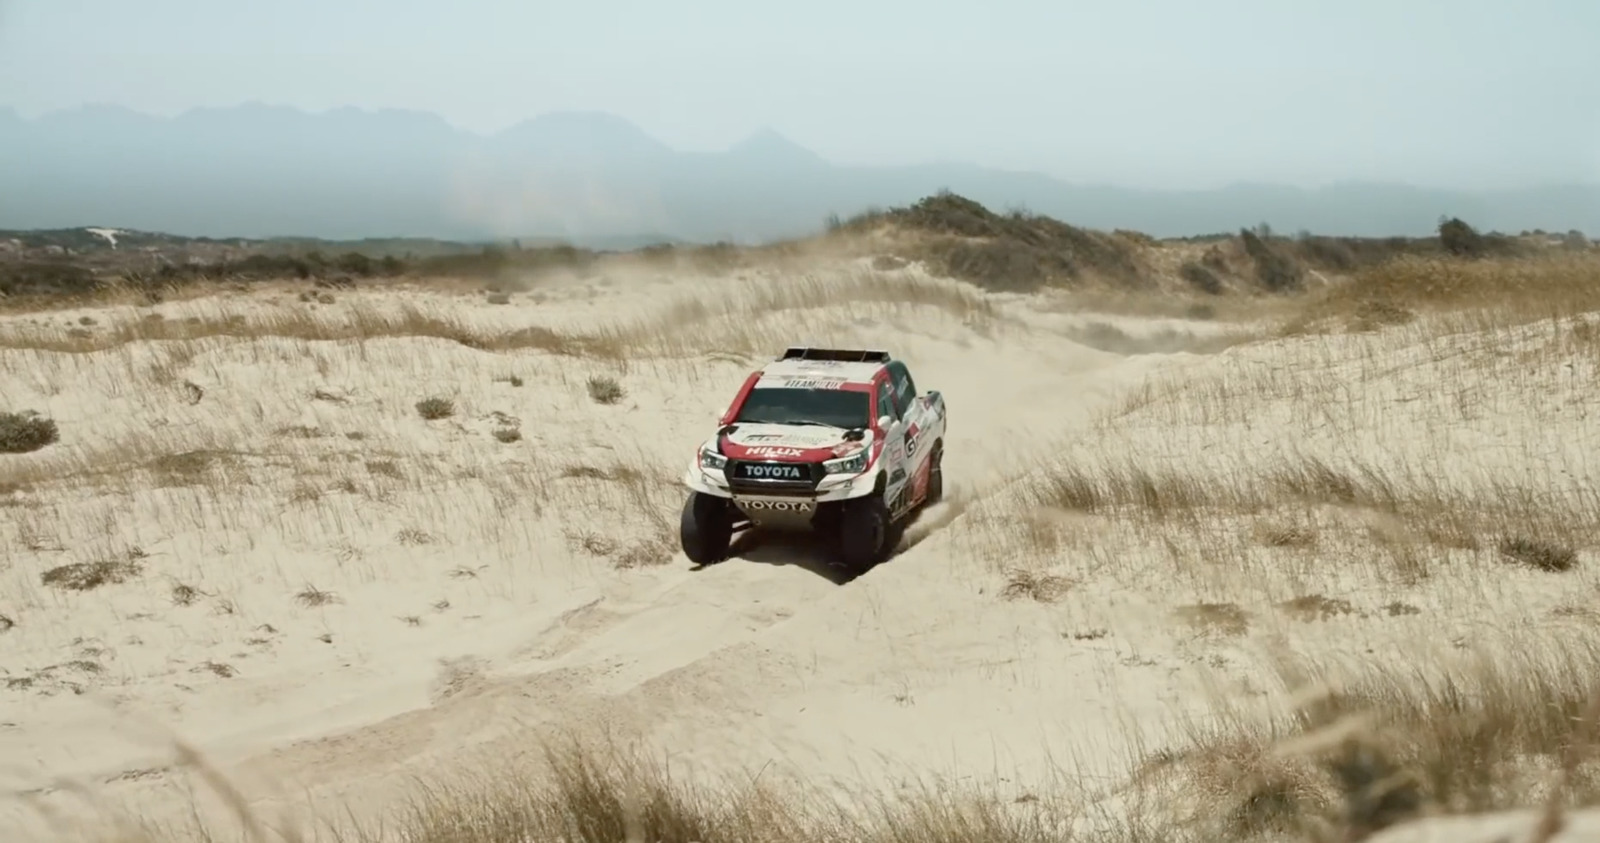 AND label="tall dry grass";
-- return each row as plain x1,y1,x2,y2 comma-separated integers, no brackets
1145,637,1600,841
22,735,1111,843
0,302,602,357
1025,455,1595,557
0,269,1000,364
30,644,1600,843
1284,250,1600,334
